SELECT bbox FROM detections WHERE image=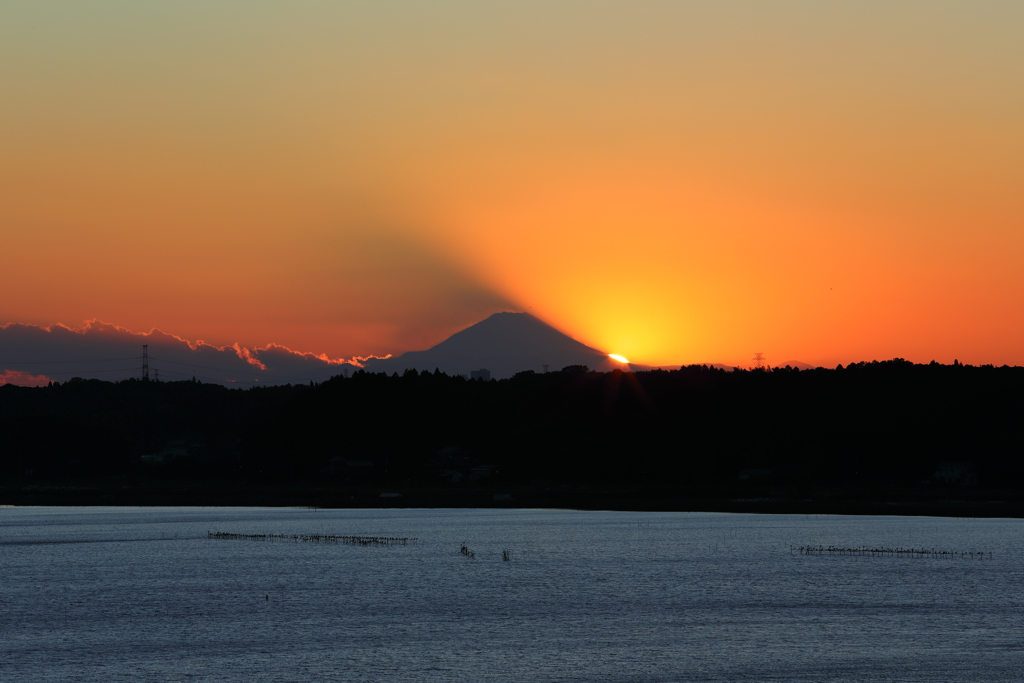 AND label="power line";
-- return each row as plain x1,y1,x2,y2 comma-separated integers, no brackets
4,356,353,385
14,367,143,376
0,357,138,365
155,365,342,383
3,354,349,377
149,355,352,378
147,367,273,385
147,355,265,374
